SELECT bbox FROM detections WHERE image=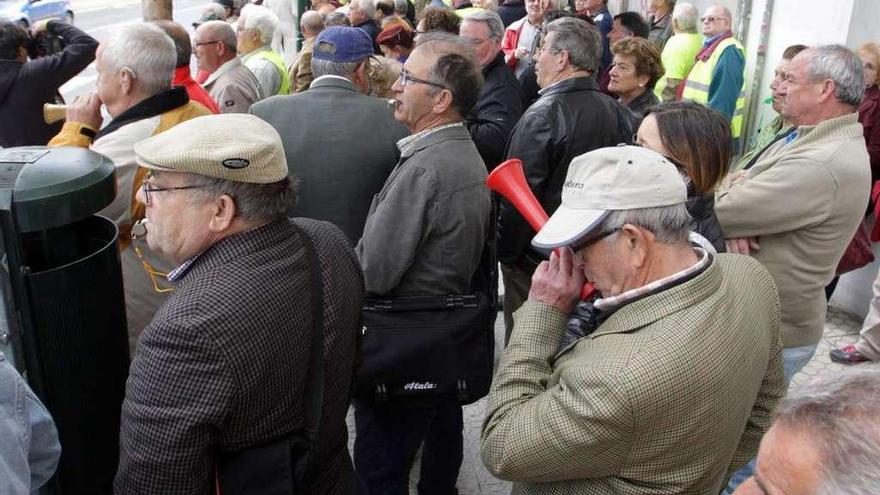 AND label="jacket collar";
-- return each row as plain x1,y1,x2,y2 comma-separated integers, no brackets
483,52,505,75
590,254,721,338
96,86,189,139
309,75,358,92
204,57,243,87
176,219,295,283
172,66,195,86
397,123,470,159
697,30,733,61
538,75,599,98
